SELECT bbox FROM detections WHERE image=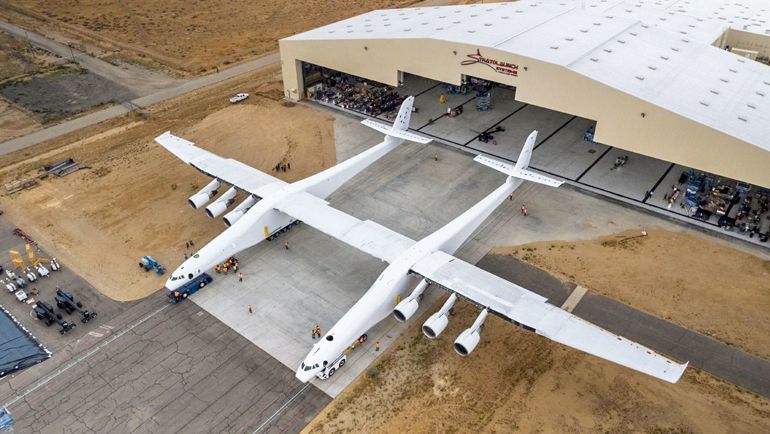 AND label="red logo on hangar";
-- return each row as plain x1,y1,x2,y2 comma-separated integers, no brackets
461,49,519,76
